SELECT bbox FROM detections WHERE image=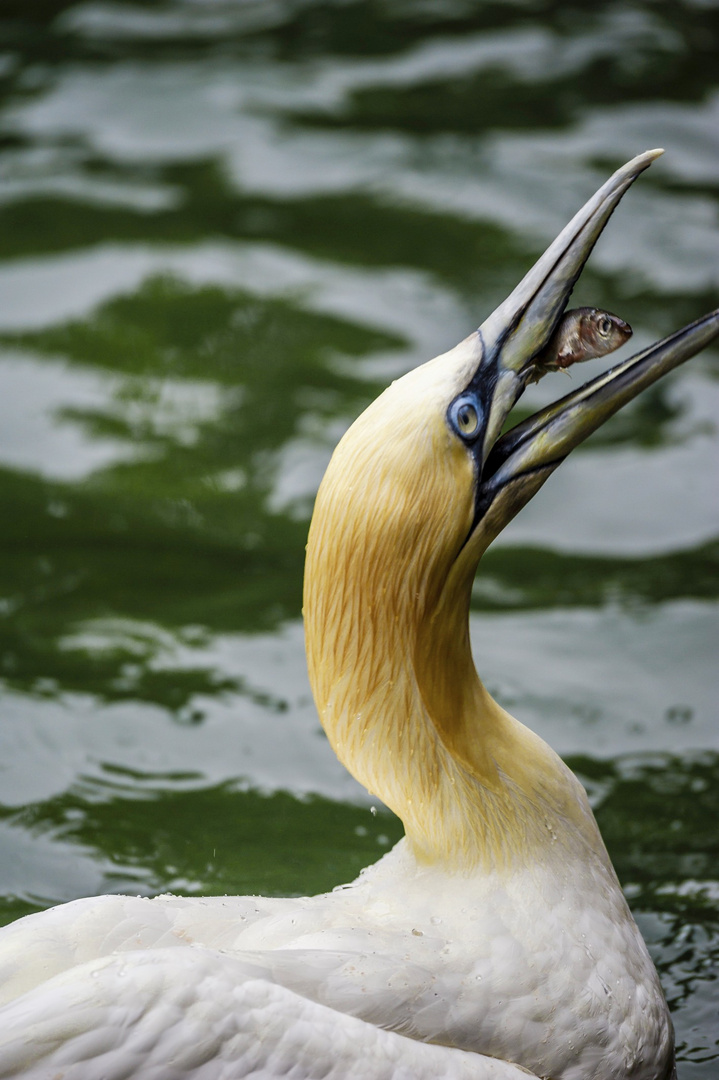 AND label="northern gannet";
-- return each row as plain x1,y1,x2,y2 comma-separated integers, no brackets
0,151,717,1080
